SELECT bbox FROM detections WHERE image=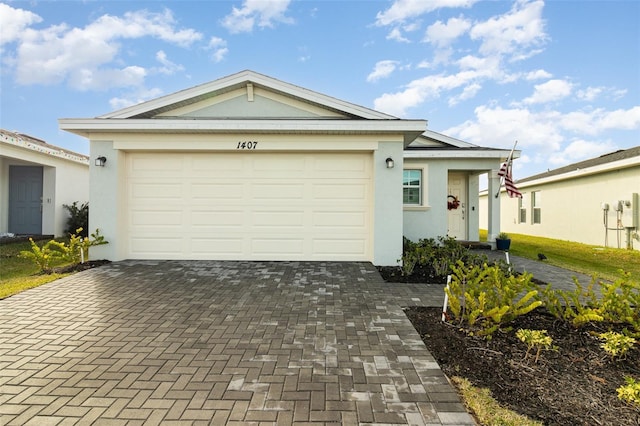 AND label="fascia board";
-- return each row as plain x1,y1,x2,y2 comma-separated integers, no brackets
404,149,519,159
59,118,426,136
517,157,640,188
419,130,478,148
99,70,397,120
